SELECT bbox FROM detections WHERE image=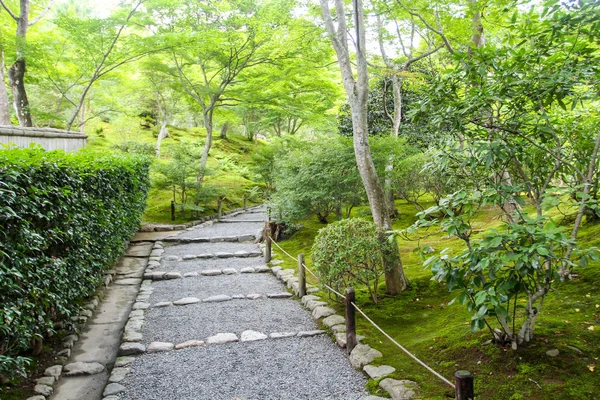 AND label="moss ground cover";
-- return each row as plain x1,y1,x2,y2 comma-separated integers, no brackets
273,200,600,399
